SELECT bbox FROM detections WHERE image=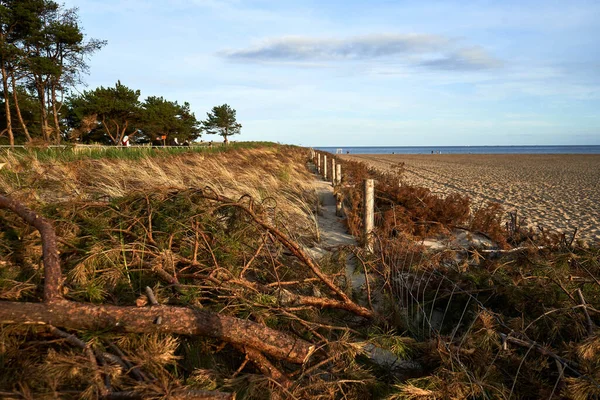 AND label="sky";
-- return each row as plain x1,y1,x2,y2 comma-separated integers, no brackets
62,0,600,146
